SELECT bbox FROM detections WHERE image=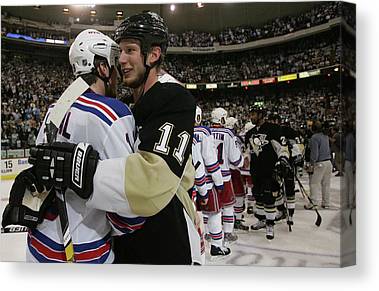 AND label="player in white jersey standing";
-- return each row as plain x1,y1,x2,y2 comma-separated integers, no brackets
210,108,244,243
193,106,230,257
2,29,143,263
191,136,207,262
225,117,249,231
